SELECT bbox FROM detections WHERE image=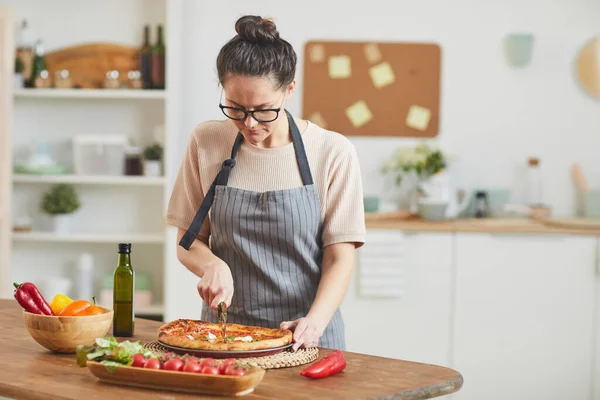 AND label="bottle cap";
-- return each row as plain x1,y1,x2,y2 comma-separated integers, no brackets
118,243,131,253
